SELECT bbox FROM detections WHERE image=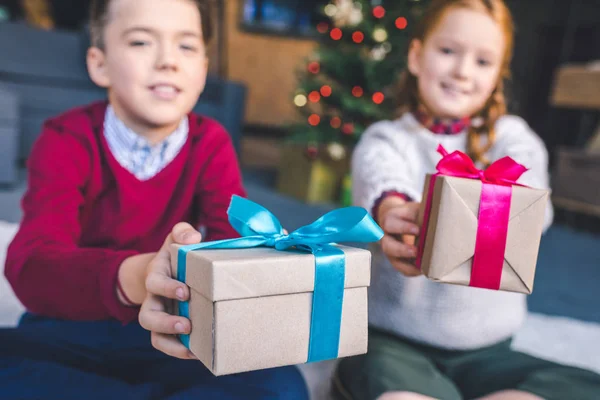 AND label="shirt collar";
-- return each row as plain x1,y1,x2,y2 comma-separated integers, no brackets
412,103,471,135
105,104,188,152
